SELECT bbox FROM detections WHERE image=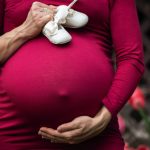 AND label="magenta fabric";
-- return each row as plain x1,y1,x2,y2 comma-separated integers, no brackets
0,0,144,149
